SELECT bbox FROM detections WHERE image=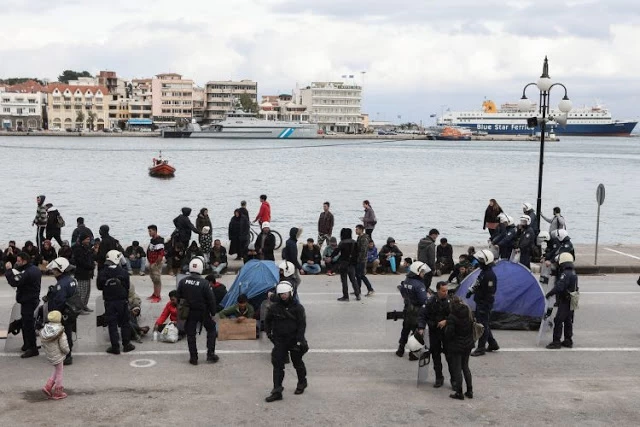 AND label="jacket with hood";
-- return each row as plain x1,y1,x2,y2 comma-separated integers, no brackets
254,231,276,261
334,228,358,266
254,201,271,224
71,224,94,246
173,207,199,245
195,210,212,233
96,225,119,269
356,232,370,263
73,241,95,280
283,227,303,269
40,322,70,365
5,262,42,304
445,302,475,354
97,264,130,301
417,236,436,270
46,206,62,232
33,194,47,226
